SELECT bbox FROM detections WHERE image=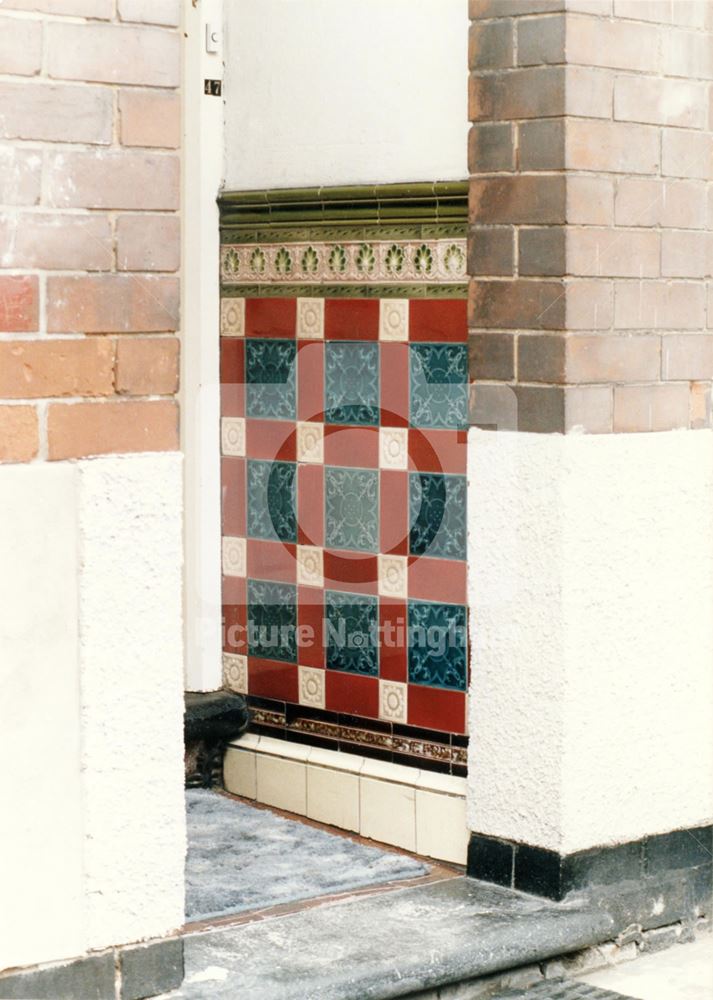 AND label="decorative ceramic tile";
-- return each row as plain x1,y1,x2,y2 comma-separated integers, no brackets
297,421,324,464
223,652,248,694
245,339,296,420
248,578,297,662
378,554,408,599
379,680,407,723
325,341,380,426
379,299,409,342
221,416,246,457
409,344,468,430
222,536,246,577
297,297,325,339
247,459,296,543
297,545,324,588
221,239,467,286
379,427,408,470
221,296,245,336
325,466,379,552
408,600,467,691
409,473,467,561
326,590,378,676
298,664,325,708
